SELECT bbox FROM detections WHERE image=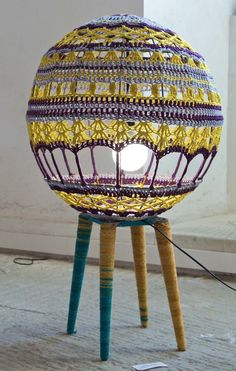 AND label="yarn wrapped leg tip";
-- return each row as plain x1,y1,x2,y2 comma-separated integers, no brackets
100,351,109,361
177,343,187,351
141,320,148,328
67,328,77,335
